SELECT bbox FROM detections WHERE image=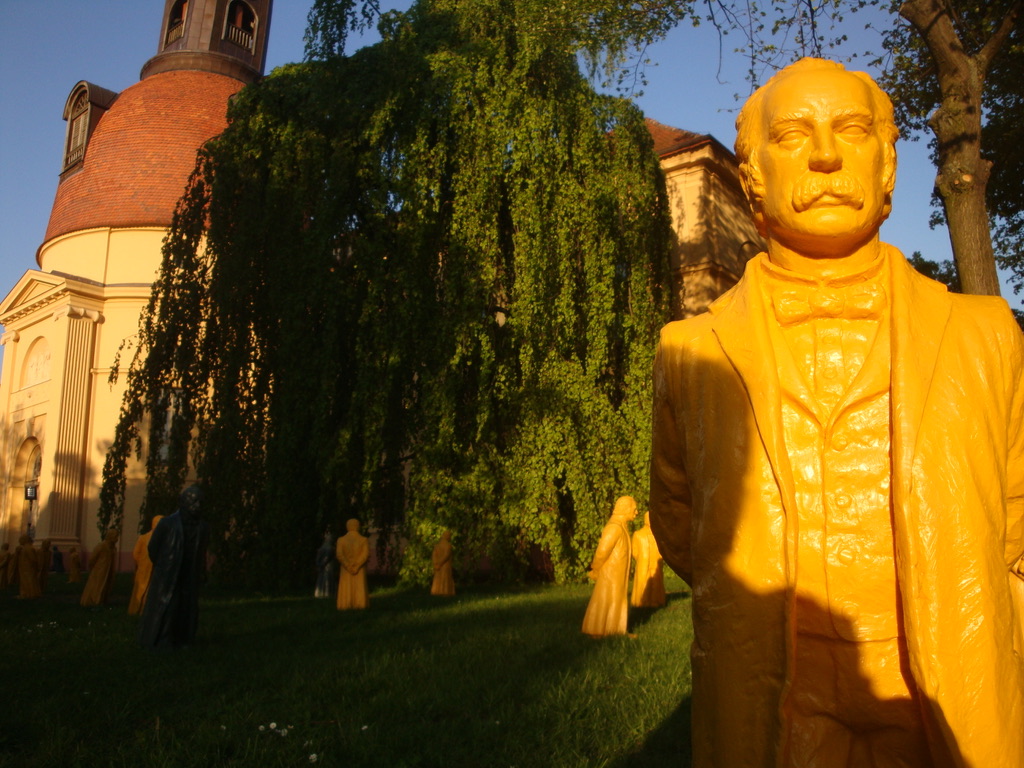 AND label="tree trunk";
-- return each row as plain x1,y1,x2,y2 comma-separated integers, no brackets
900,0,1005,296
